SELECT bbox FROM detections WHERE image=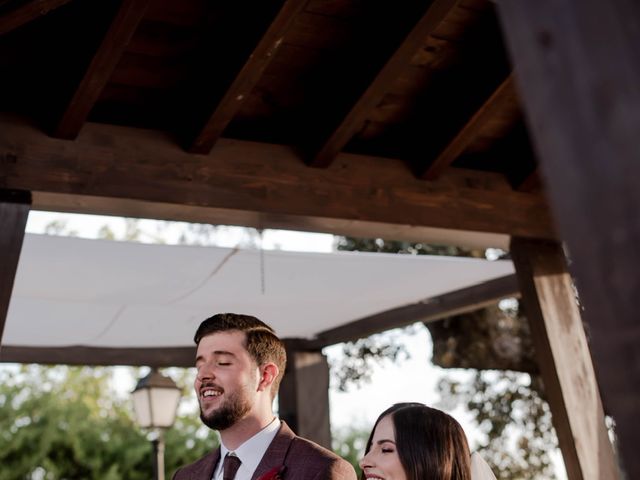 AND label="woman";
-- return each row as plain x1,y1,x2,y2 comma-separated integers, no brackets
359,403,496,480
